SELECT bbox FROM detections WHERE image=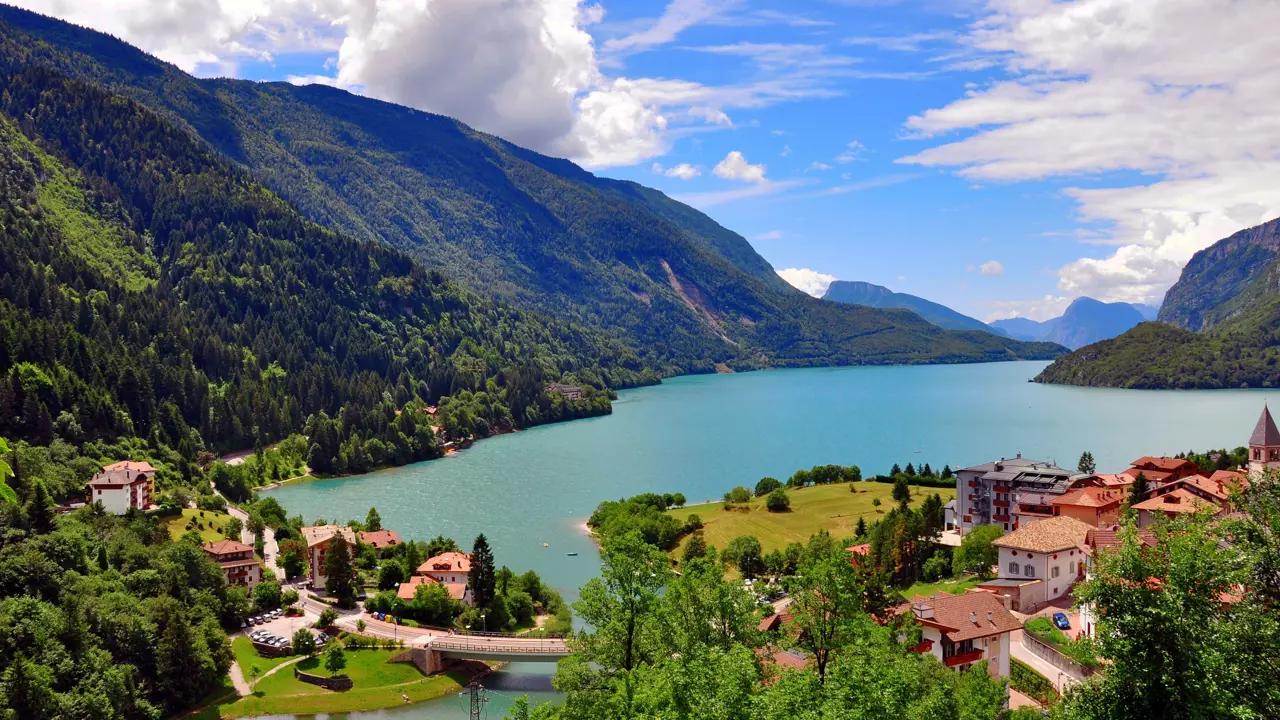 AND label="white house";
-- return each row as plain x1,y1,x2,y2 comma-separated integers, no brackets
900,590,1021,678
87,461,156,515
415,551,474,607
979,515,1092,612
299,524,357,590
